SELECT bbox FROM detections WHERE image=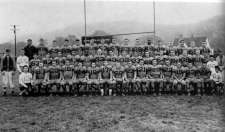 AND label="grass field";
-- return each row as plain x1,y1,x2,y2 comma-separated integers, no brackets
0,95,225,132
0,74,225,131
